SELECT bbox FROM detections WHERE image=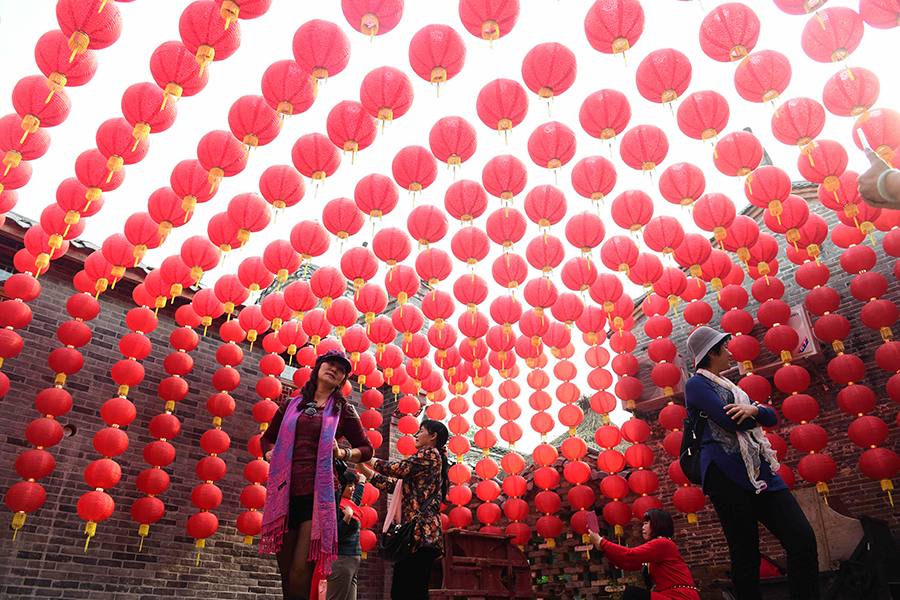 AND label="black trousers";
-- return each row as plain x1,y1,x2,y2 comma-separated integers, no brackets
391,547,439,600
623,586,650,599
706,462,820,600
